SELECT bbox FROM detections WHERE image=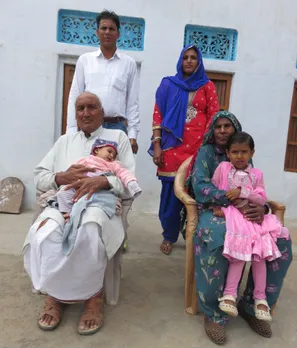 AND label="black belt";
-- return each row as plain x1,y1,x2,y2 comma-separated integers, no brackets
103,116,126,124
